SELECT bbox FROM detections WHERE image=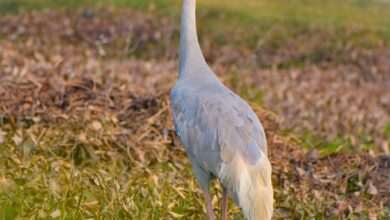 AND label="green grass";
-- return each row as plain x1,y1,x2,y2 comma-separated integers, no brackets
0,0,177,15
0,124,244,219
384,123,390,137
1,0,389,44
3,0,389,75
1,0,388,70
202,0,390,31
285,129,380,156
